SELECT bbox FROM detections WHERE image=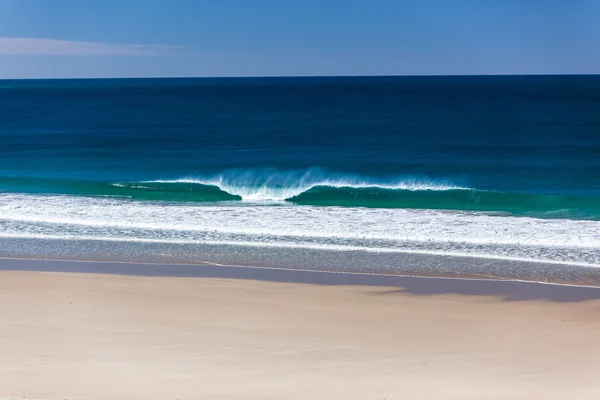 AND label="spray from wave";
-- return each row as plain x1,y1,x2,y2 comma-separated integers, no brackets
141,168,467,201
